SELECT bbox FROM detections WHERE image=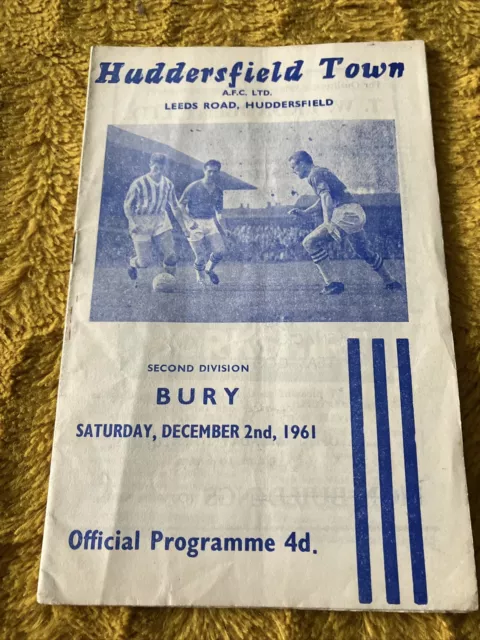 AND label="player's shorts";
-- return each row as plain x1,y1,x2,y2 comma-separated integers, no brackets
128,214,173,242
187,217,222,243
327,203,366,242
